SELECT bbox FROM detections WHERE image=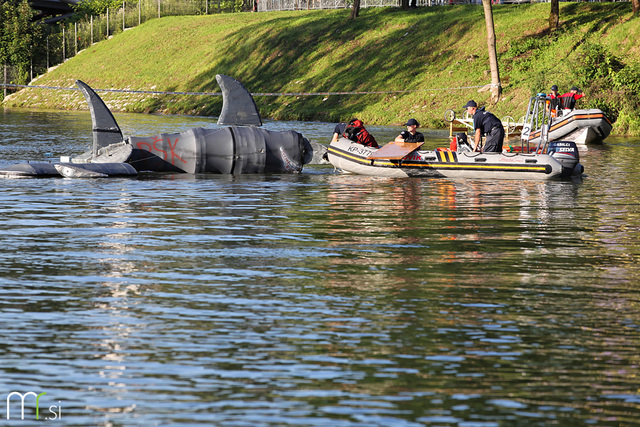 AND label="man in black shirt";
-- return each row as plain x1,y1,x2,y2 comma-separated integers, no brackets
331,122,347,143
394,118,425,143
464,100,504,153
